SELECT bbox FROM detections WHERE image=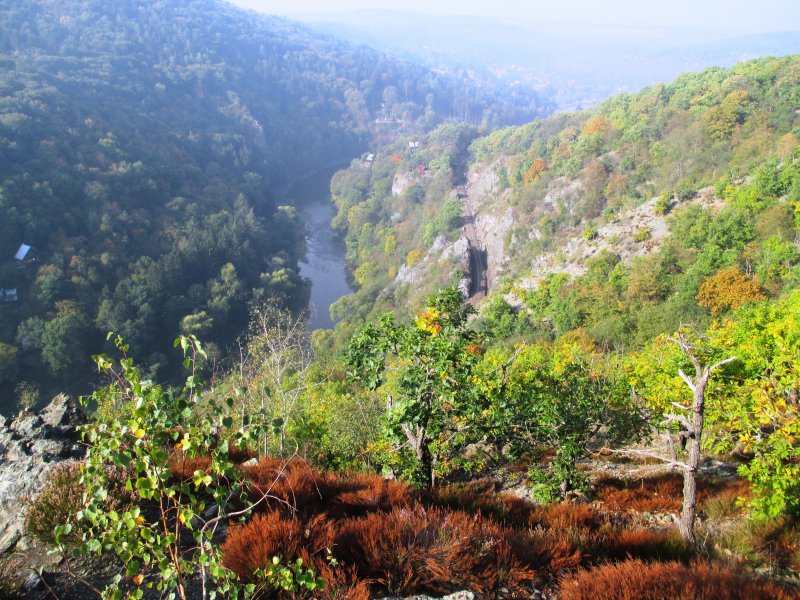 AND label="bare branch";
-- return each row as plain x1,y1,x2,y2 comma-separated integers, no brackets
488,342,526,382
677,369,696,393
202,460,294,532
600,447,691,471
400,423,420,451
664,413,692,431
672,327,703,375
709,356,737,372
